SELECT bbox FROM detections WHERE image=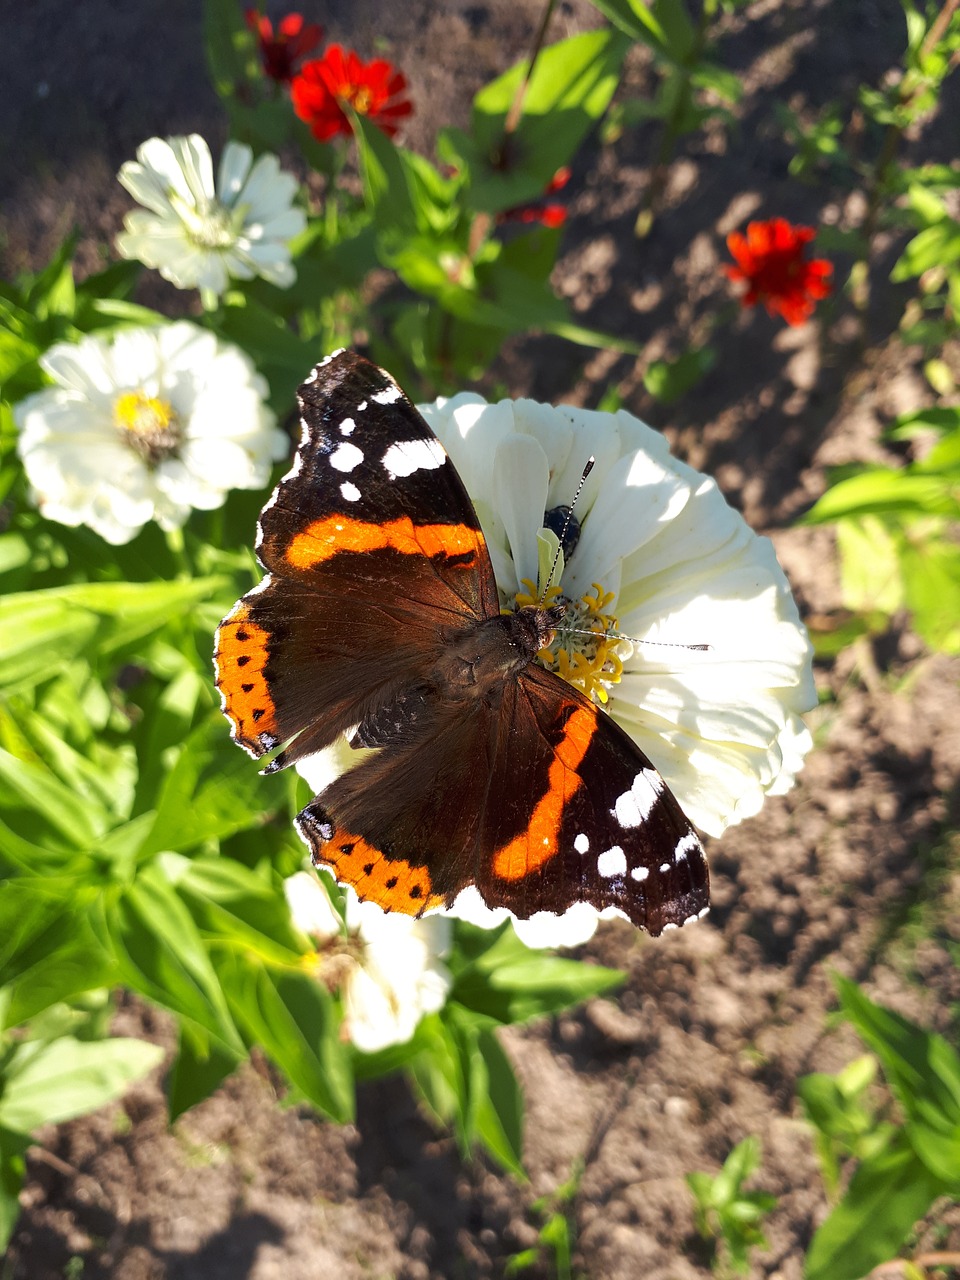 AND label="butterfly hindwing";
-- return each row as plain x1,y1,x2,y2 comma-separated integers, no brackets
295,659,709,936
